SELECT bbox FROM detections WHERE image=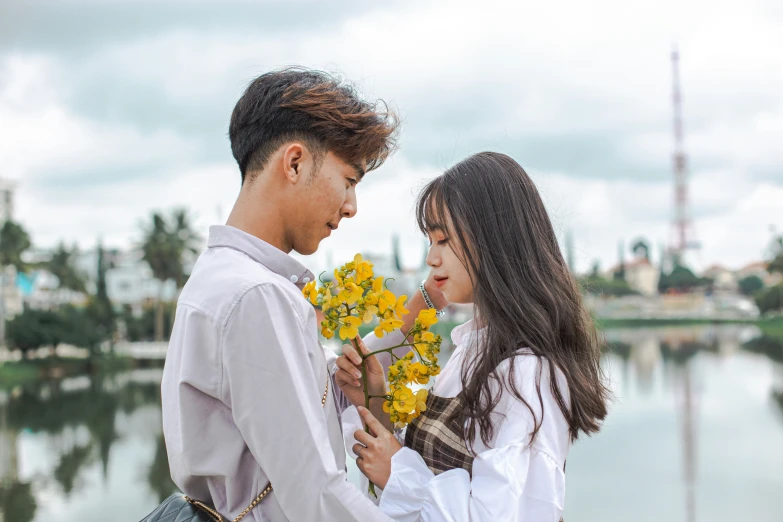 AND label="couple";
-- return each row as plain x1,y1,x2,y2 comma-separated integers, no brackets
157,68,609,521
